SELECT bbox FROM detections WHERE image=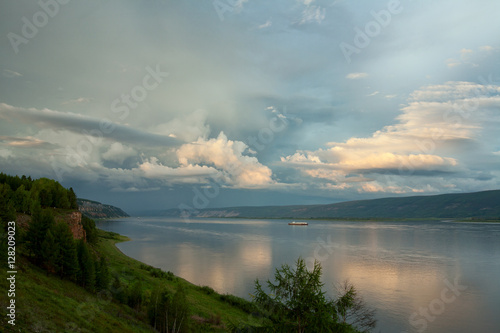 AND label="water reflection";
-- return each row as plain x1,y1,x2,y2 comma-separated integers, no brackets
98,218,500,332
